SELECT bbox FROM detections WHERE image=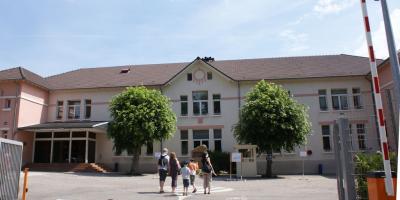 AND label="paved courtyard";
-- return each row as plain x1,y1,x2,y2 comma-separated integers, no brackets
19,172,338,200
